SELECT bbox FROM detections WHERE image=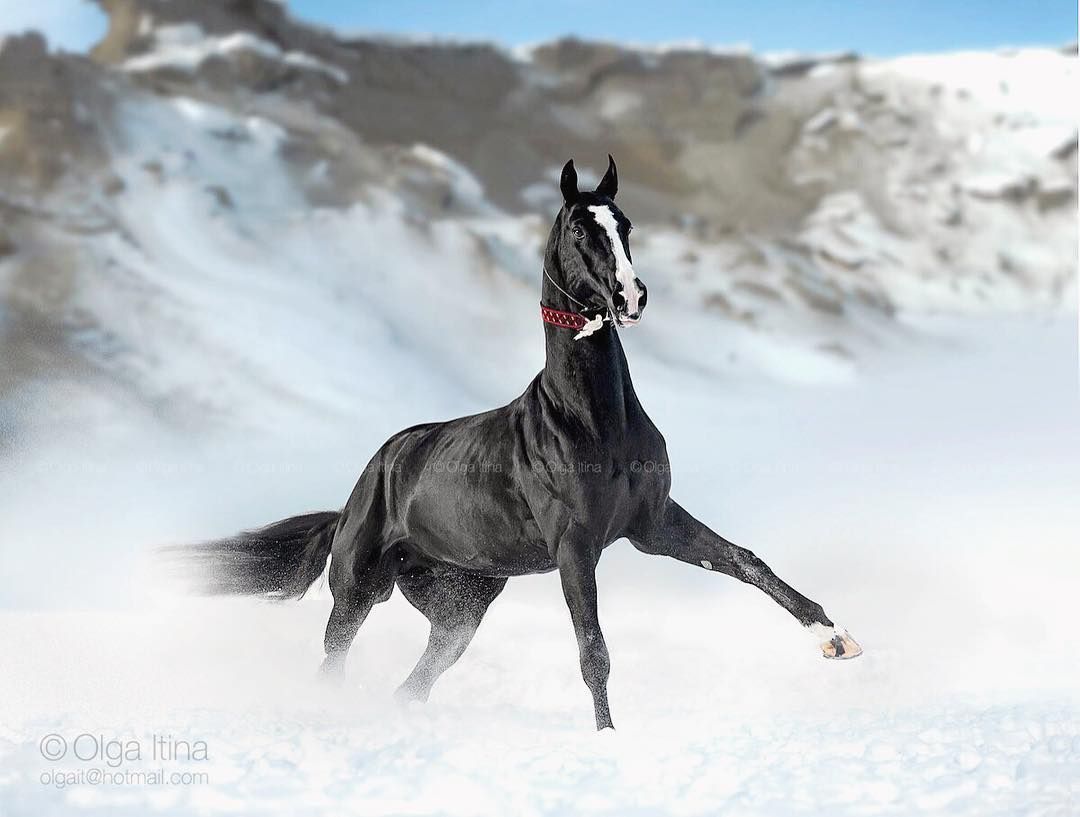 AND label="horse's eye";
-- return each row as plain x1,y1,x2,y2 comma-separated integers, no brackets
572,225,585,240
